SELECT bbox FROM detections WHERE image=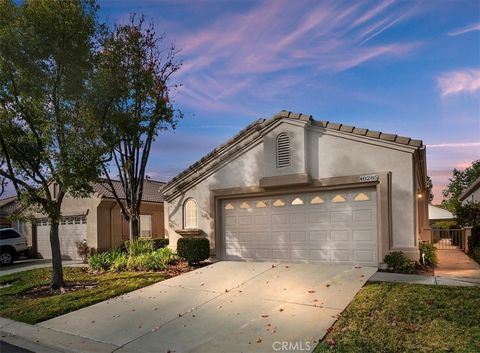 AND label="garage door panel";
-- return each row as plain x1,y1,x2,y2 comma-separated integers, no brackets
330,230,350,241
331,249,353,263
309,230,328,242
222,188,377,265
353,230,375,241
290,213,306,224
